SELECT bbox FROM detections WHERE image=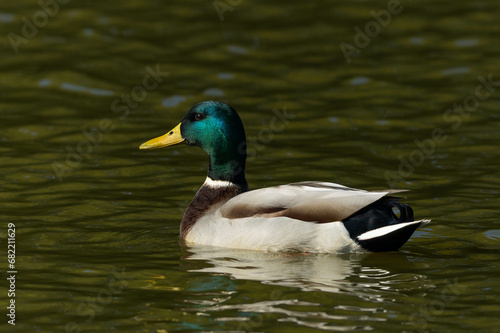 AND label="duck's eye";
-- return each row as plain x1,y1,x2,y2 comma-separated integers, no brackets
194,113,205,121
